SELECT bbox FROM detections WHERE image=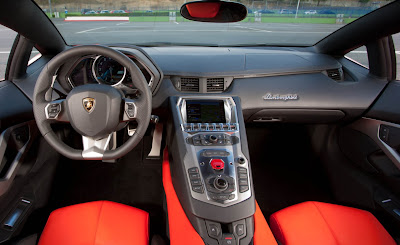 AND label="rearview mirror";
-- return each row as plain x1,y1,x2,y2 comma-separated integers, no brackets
180,0,247,23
